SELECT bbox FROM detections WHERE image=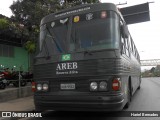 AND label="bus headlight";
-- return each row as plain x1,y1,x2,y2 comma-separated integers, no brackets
37,84,42,91
99,81,107,91
90,82,98,91
43,83,49,91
